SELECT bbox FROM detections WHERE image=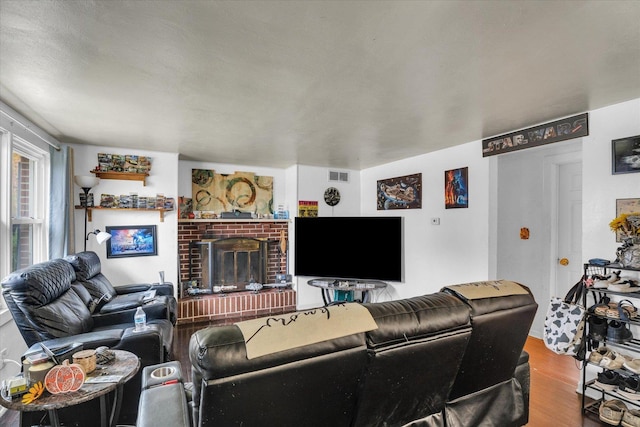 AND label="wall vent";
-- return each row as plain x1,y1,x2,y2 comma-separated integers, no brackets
328,171,349,182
